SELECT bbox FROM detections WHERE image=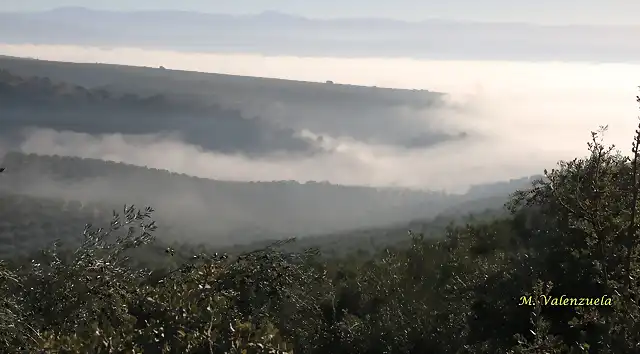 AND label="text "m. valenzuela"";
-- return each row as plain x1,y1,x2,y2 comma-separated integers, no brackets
519,295,613,306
